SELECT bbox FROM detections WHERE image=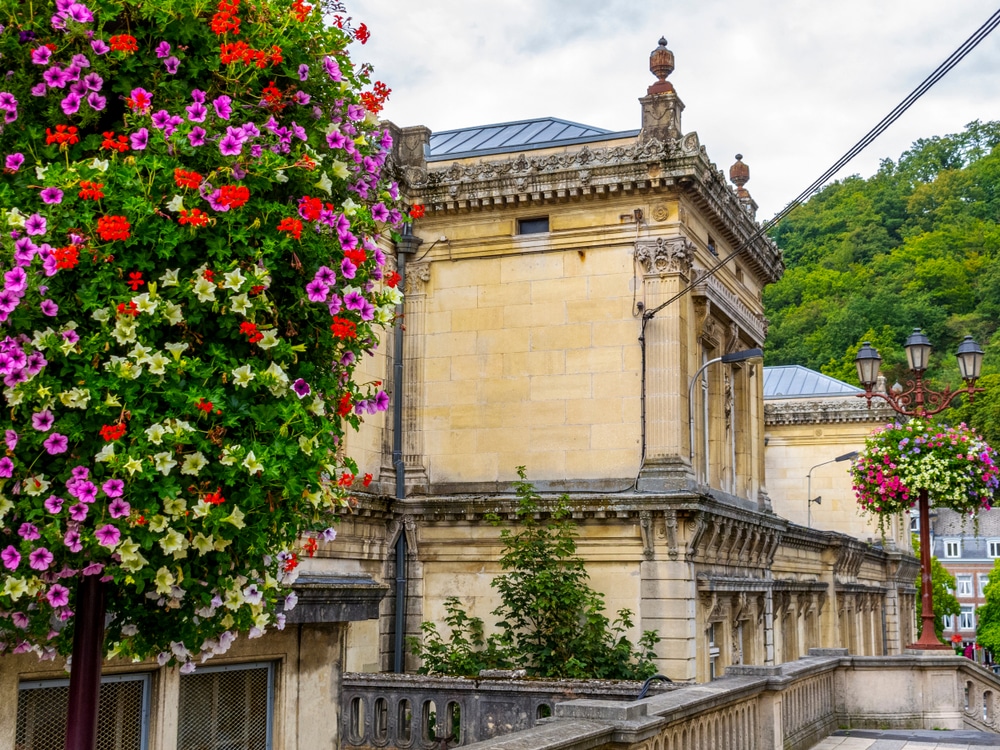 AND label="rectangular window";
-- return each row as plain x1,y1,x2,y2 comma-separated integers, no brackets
944,539,962,558
958,574,974,596
980,574,990,598
708,623,720,680
178,661,274,750
989,540,1000,558
960,606,976,630
943,614,955,631
17,673,150,750
517,217,549,235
